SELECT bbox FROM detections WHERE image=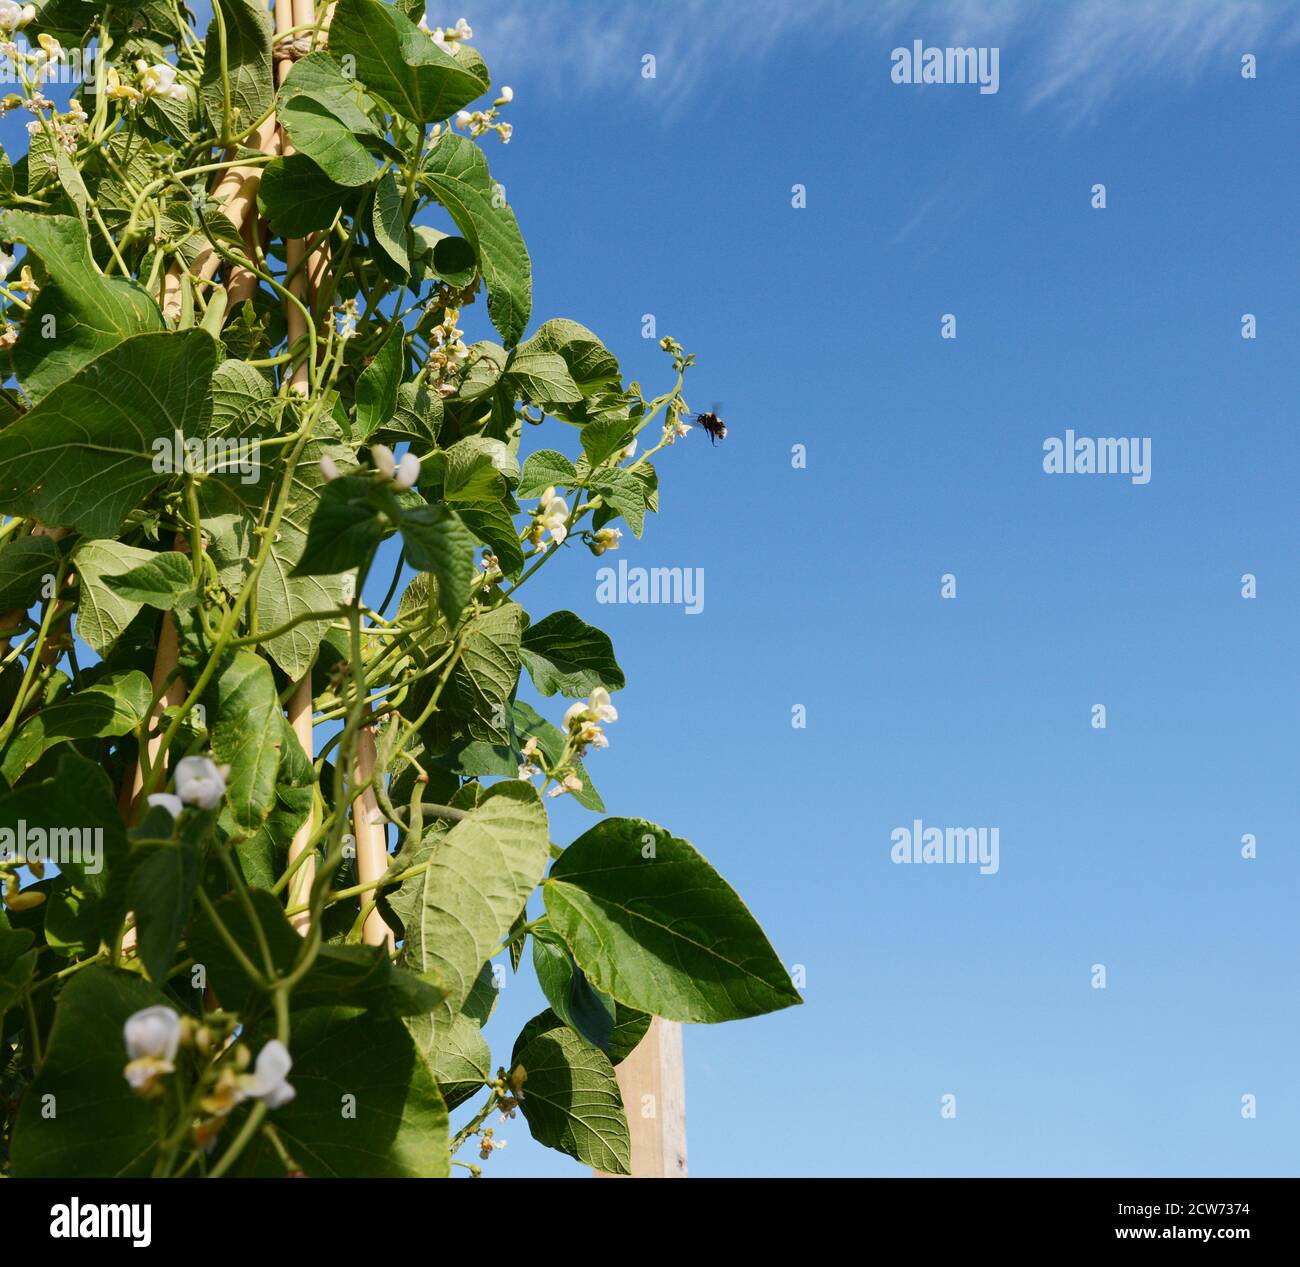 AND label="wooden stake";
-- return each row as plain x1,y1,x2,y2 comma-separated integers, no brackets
351,726,393,950
285,675,316,934
595,1019,688,1178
